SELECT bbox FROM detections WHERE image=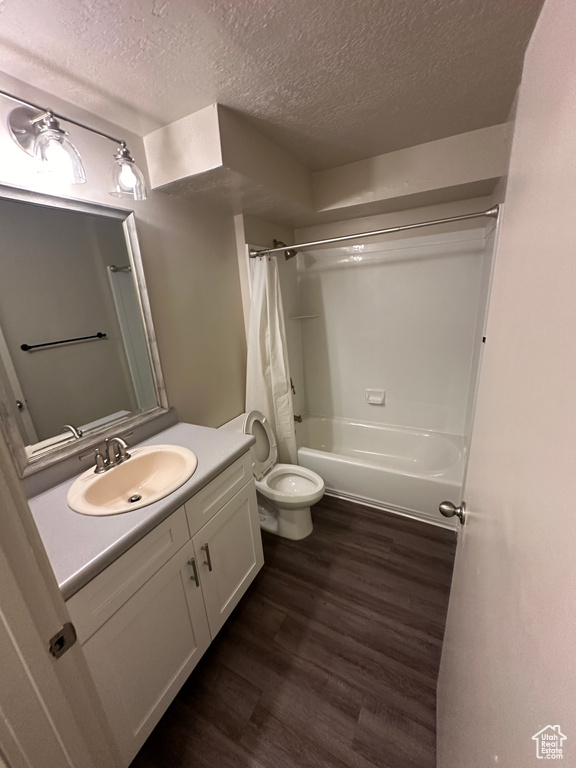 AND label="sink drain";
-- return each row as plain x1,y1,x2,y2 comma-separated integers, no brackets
128,494,142,503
